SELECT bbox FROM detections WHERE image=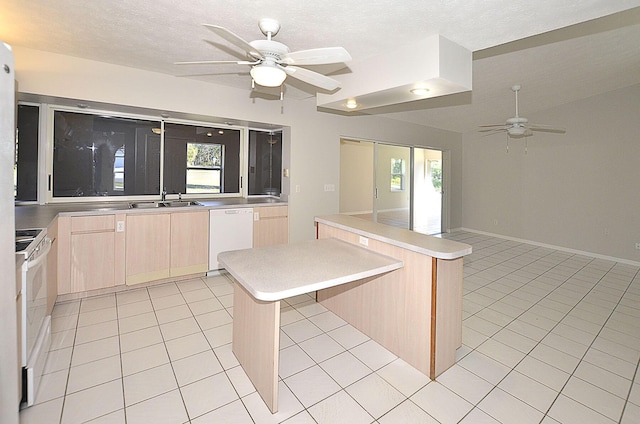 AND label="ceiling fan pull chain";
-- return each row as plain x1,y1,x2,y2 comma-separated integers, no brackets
525,136,528,154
